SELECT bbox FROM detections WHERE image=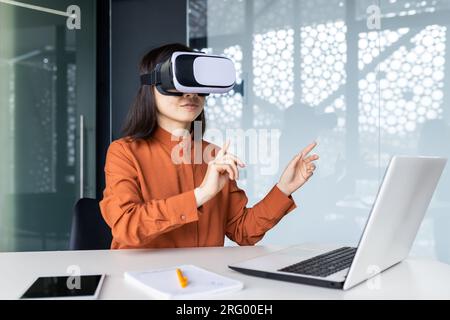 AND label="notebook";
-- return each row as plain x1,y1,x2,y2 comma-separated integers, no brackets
124,265,244,299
